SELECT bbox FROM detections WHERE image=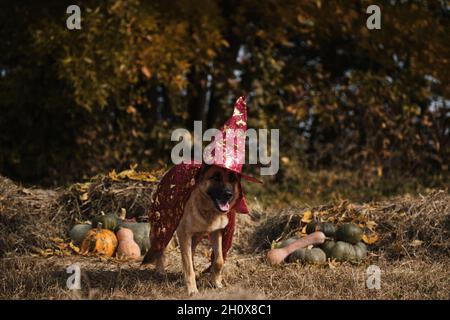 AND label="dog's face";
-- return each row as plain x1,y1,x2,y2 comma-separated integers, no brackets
197,165,241,213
